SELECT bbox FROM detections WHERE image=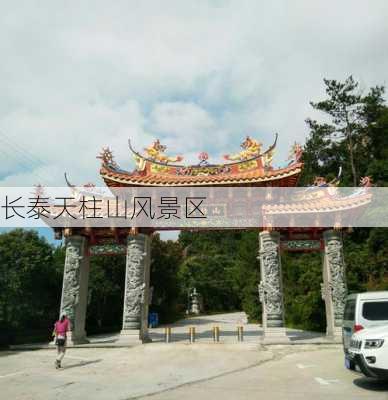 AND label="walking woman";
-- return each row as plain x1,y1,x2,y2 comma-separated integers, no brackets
53,312,70,369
